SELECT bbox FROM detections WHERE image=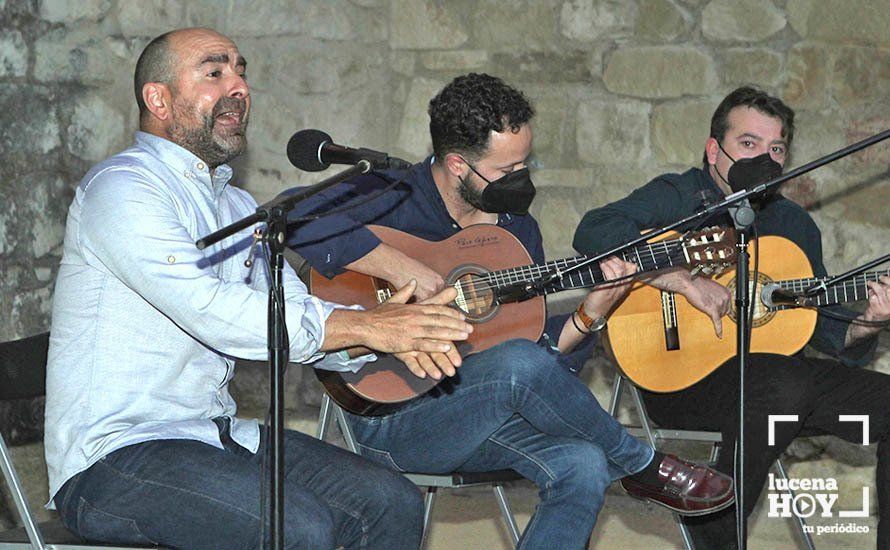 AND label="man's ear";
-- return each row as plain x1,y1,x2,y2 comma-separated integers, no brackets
142,82,172,121
704,137,720,166
444,153,467,179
